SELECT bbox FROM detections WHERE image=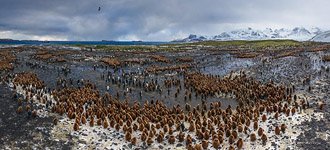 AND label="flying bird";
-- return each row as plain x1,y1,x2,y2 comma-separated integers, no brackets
98,6,101,11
